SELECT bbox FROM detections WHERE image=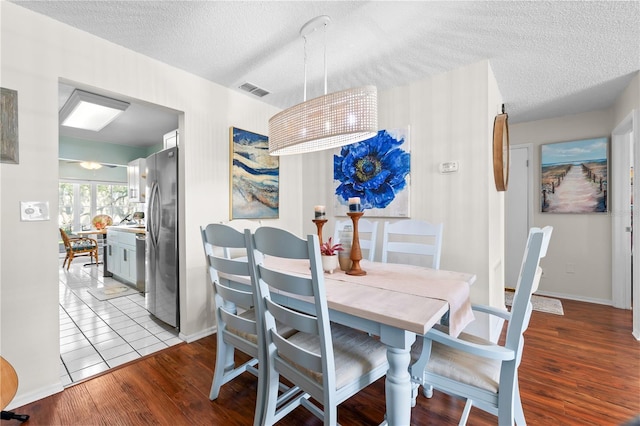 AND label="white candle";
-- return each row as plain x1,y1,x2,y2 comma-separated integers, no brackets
348,197,362,212
314,205,326,219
